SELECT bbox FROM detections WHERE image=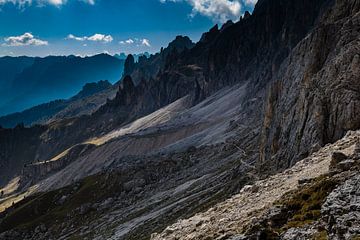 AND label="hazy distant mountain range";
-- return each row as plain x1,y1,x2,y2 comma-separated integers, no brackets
0,54,125,116
114,52,150,62
0,80,118,128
